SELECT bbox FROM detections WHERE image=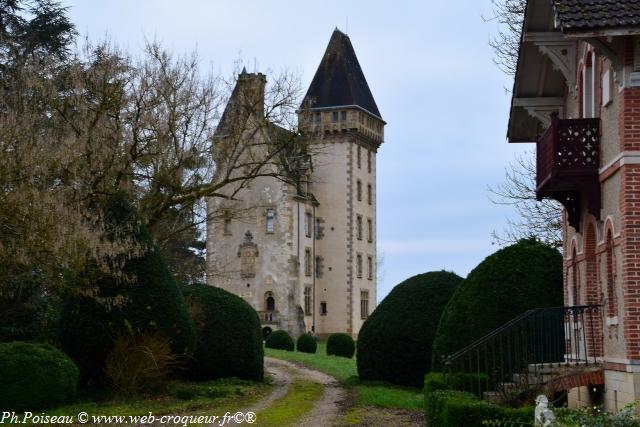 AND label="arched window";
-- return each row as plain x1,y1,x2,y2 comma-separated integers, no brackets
265,292,275,312
606,230,617,317
572,247,580,306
